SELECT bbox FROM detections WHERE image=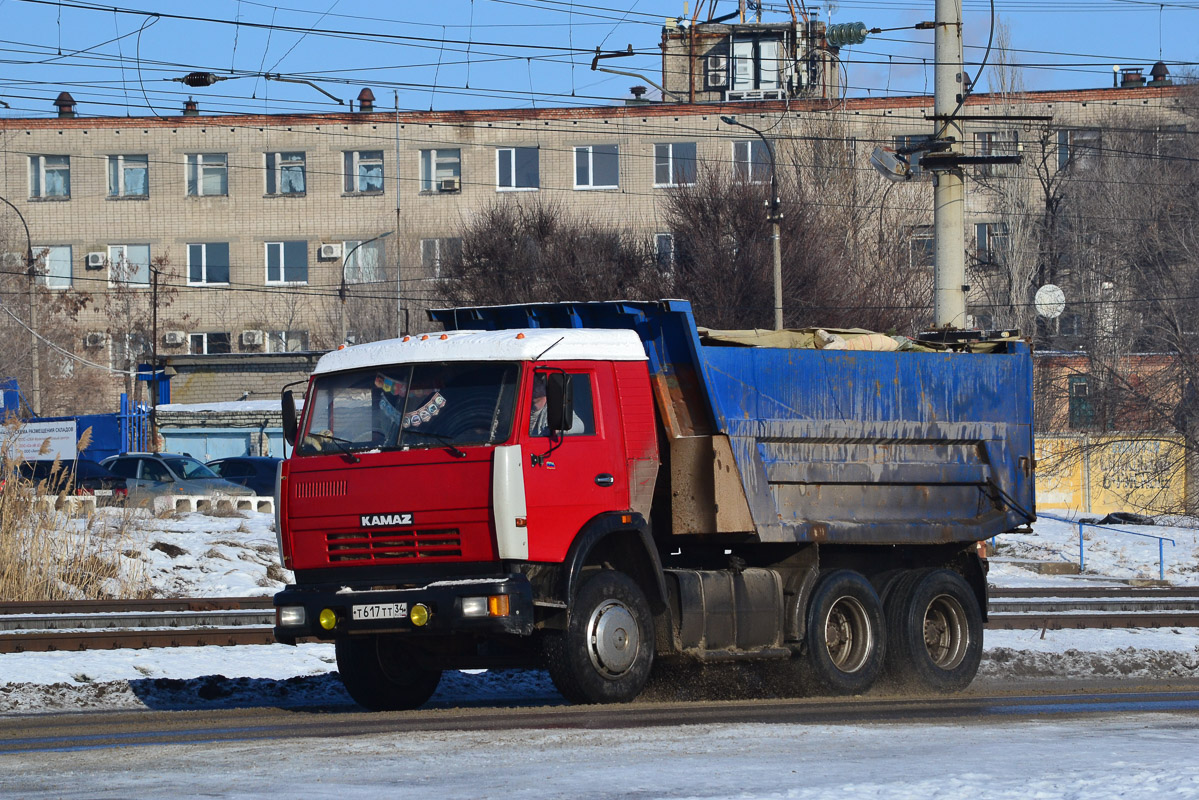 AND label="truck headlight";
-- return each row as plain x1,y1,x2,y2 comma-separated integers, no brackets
461,597,488,618
277,606,306,627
